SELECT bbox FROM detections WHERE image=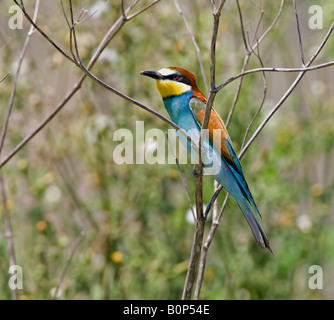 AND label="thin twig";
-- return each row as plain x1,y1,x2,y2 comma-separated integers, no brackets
226,54,249,128
182,218,205,300
0,172,17,300
121,0,128,21
203,184,223,218
226,0,252,128
212,180,220,223
0,0,40,157
240,22,334,158
200,0,227,131
226,0,284,126
127,0,160,20
251,6,265,48
293,0,305,66
236,0,250,53
241,42,267,149
52,231,85,299
240,9,266,133
173,0,209,94
0,79,81,169
251,0,285,52
193,193,228,299
0,1,40,301
13,0,75,63
215,61,334,93
0,73,10,83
